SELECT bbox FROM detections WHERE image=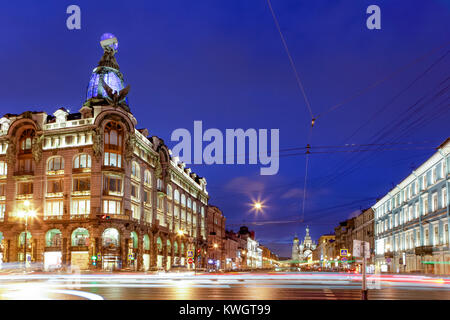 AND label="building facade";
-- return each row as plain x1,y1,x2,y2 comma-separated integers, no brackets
0,37,209,272
352,208,375,269
313,234,336,268
206,205,226,269
374,139,450,275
